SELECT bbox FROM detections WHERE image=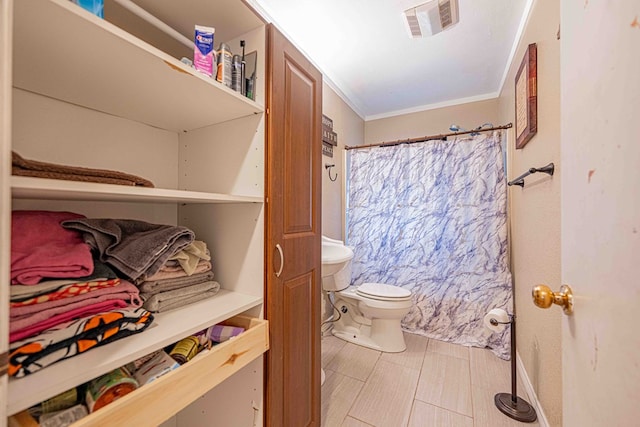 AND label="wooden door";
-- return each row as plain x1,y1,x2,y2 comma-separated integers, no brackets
264,25,322,427
561,0,640,425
